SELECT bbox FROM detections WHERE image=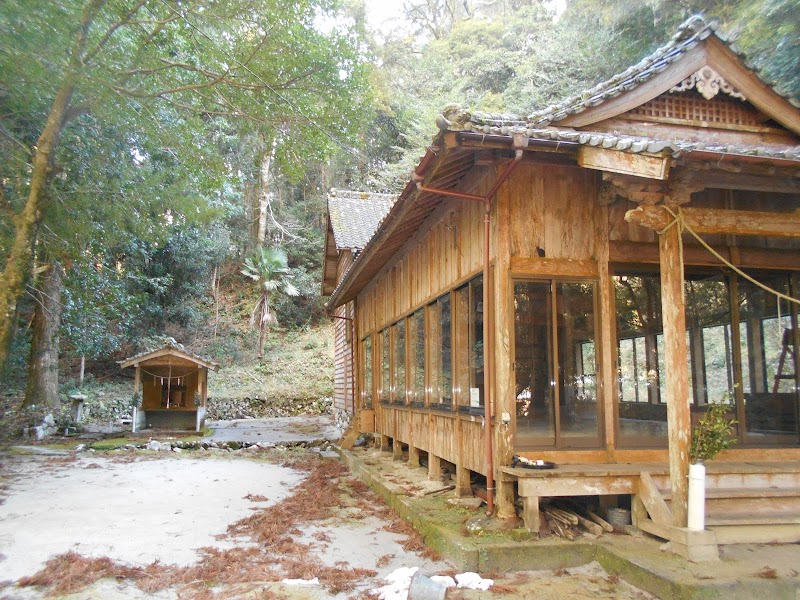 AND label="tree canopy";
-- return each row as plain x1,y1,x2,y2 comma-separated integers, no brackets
1,0,797,400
